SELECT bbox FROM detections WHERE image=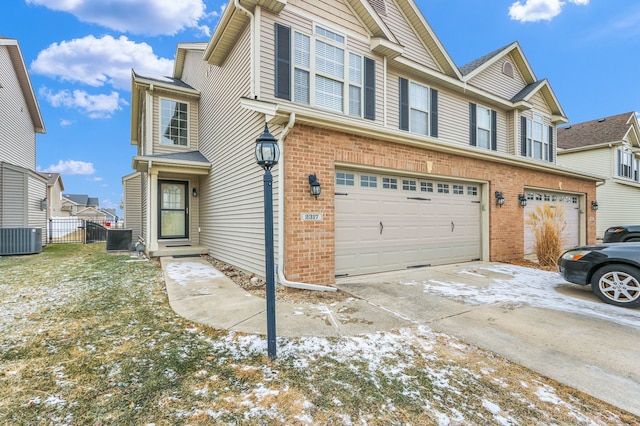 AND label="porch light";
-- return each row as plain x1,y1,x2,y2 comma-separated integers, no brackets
591,200,599,211
495,191,505,207
255,124,280,171
518,193,527,207
192,188,198,197
308,174,321,199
